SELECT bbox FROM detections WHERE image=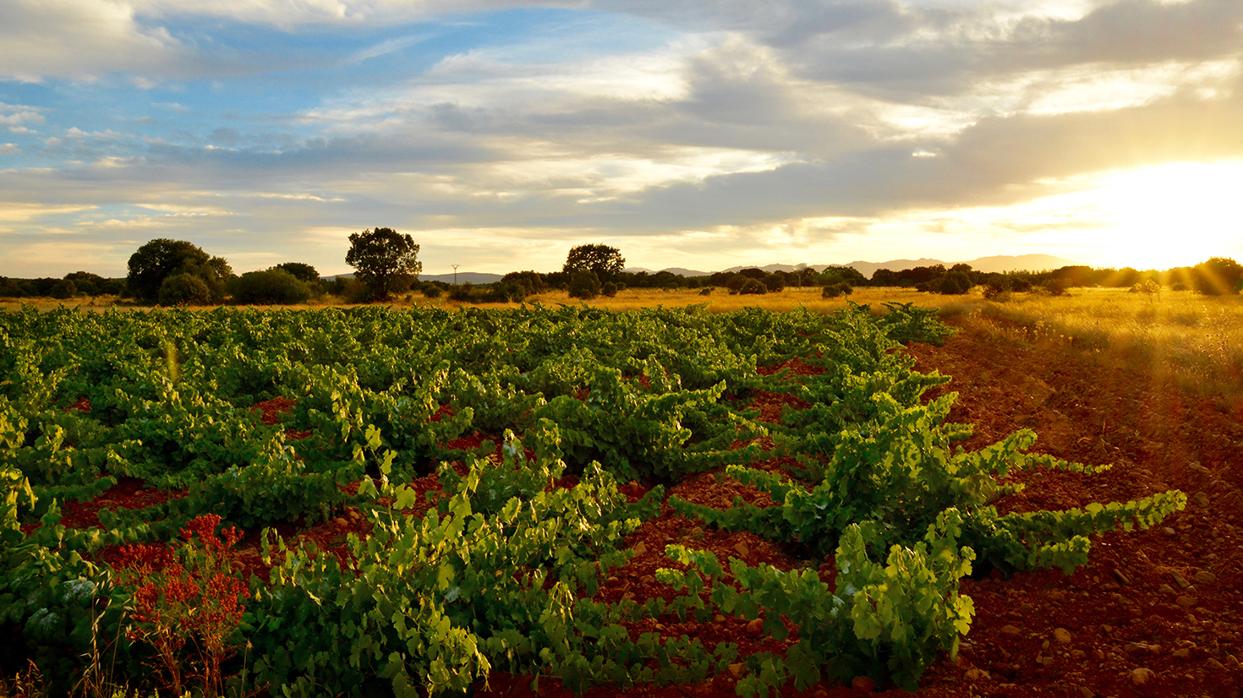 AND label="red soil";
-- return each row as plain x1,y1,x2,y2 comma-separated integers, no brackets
55,477,186,529
905,323,1243,697
252,396,296,425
